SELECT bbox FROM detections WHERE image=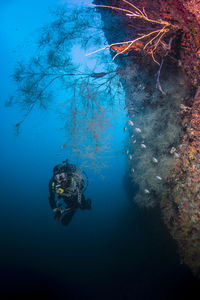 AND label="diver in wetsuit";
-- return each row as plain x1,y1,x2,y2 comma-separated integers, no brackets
49,160,91,226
